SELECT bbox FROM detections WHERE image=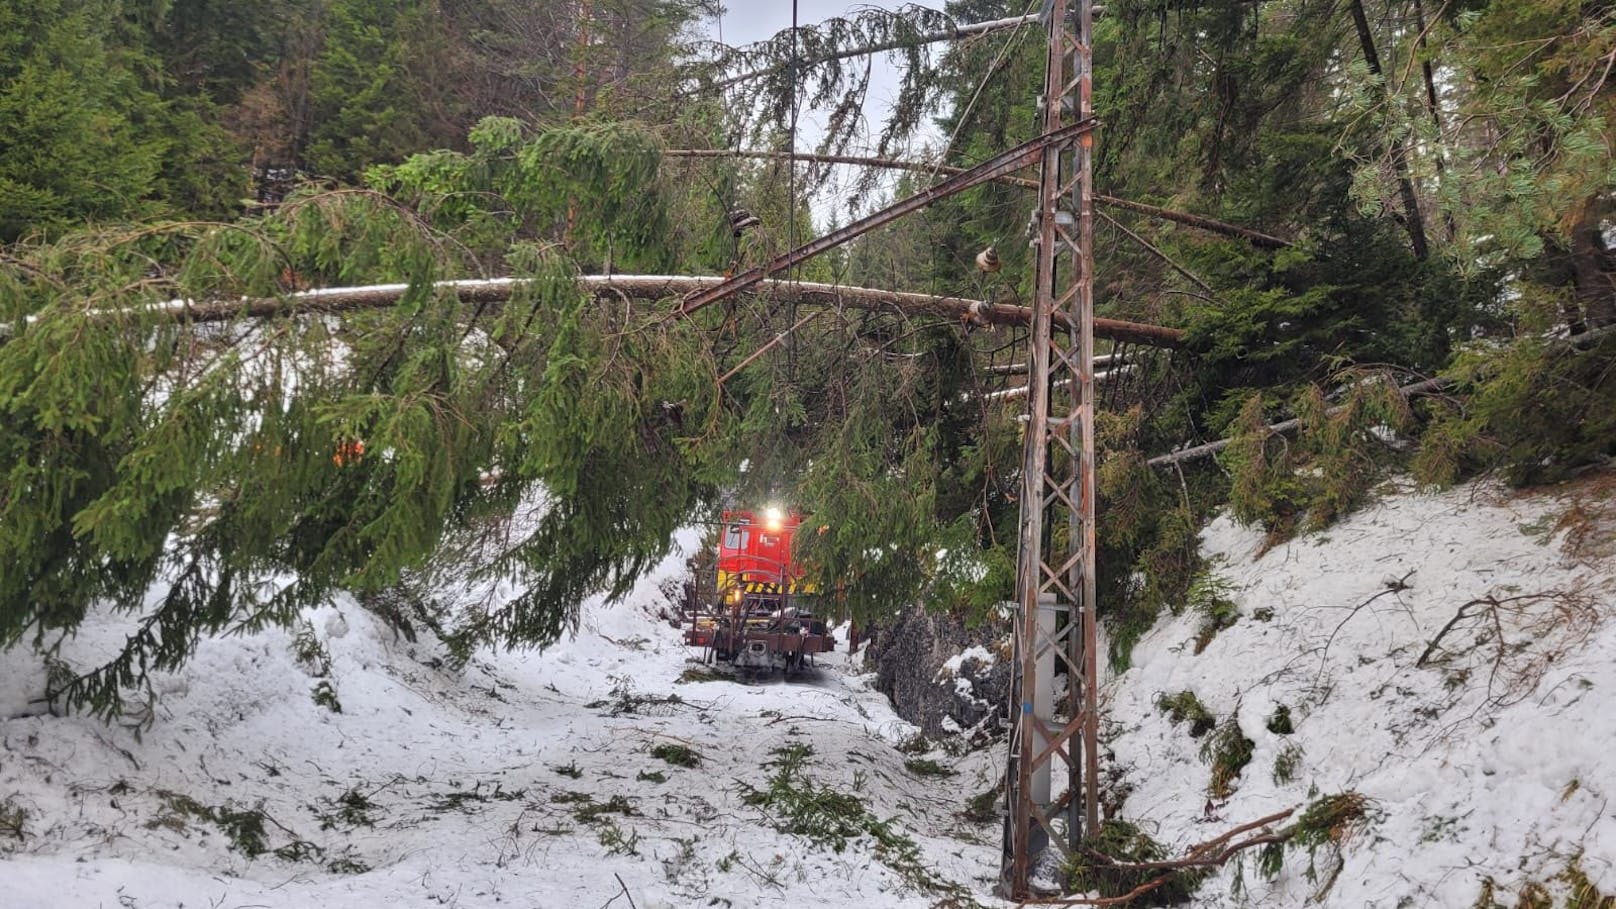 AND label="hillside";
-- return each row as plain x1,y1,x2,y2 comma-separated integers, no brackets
1104,473,1616,908
2,473,1613,908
